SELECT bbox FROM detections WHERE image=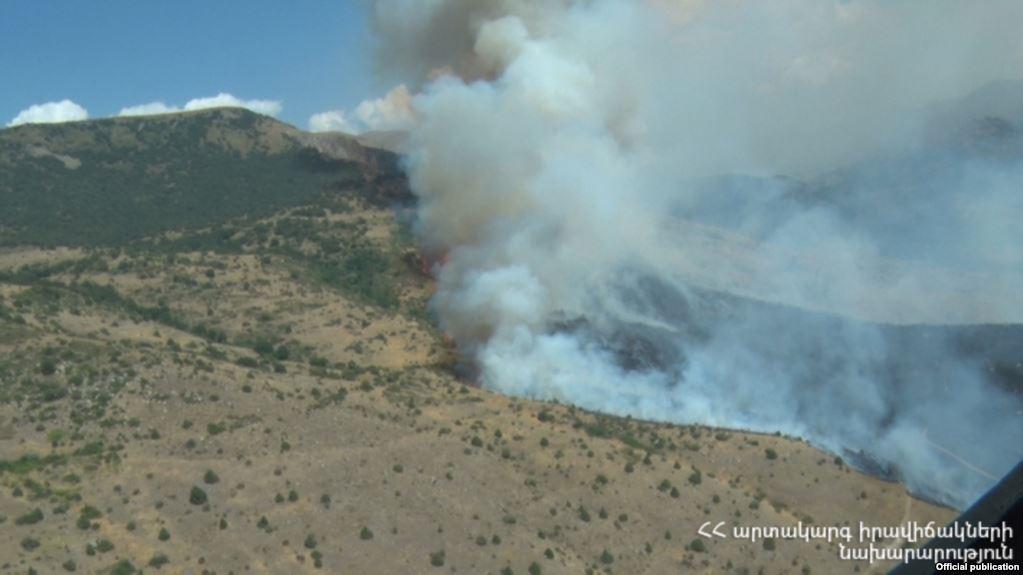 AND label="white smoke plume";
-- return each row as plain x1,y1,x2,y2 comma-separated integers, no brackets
309,85,415,134
371,0,1023,508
